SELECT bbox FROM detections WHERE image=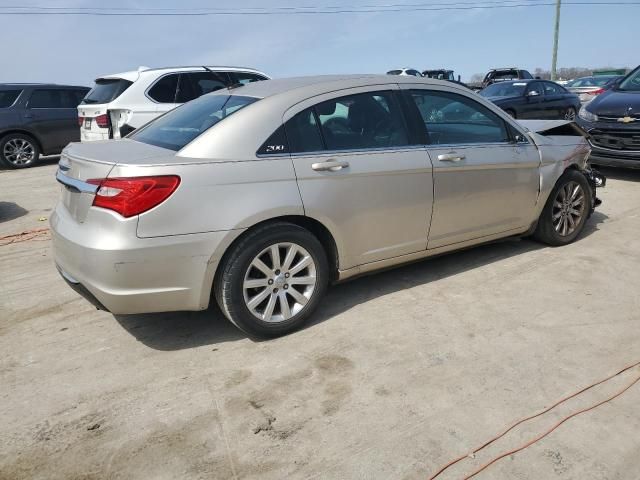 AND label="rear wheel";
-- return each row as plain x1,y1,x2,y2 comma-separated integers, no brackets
215,223,328,338
0,134,40,169
534,170,592,246
564,107,576,121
